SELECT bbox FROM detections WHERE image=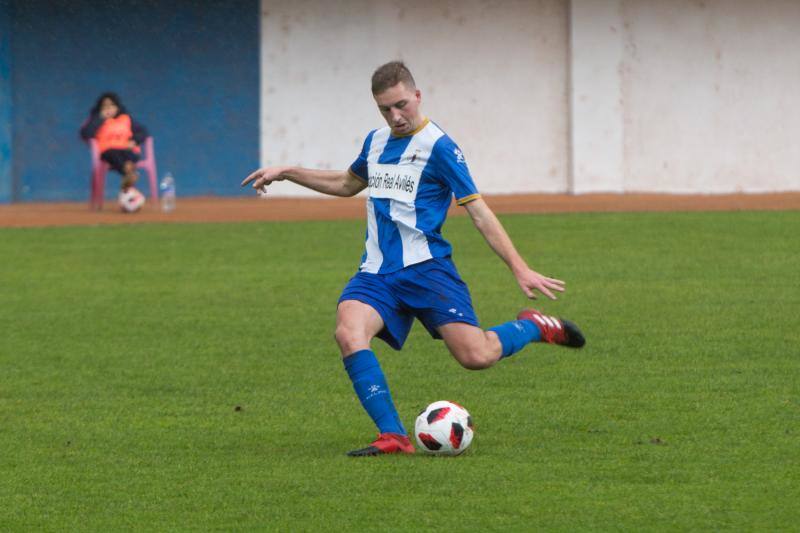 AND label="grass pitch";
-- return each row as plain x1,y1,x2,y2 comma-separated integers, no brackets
1,210,798,531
